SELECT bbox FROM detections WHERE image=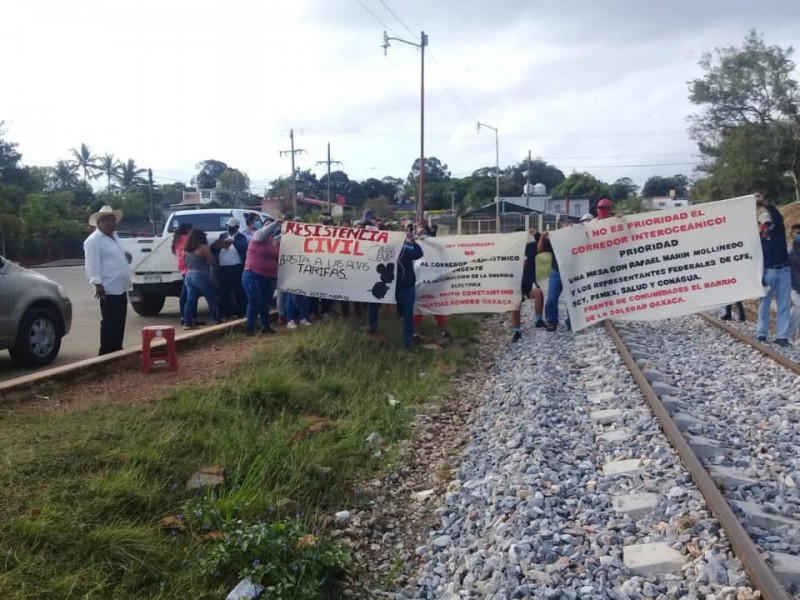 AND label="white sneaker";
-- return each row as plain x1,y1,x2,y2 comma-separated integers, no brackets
287,320,298,330
299,319,312,327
